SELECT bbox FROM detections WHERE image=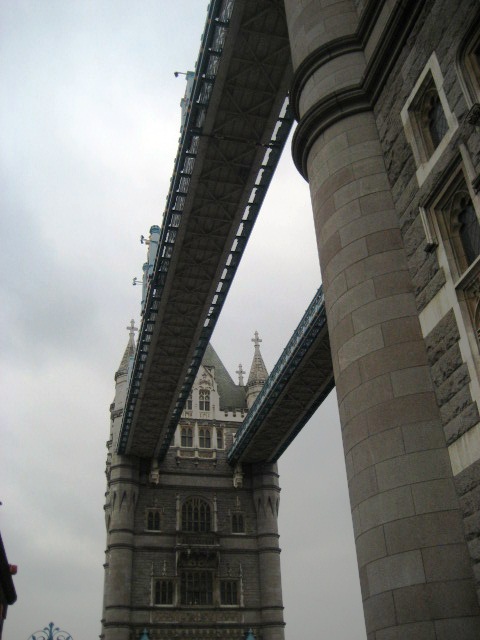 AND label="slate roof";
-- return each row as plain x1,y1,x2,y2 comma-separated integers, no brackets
202,344,247,411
